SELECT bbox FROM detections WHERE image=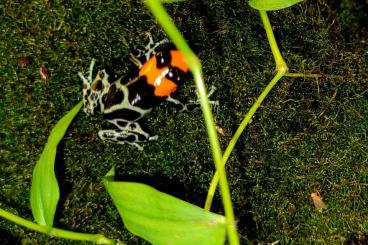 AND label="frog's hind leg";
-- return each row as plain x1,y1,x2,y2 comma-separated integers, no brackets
98,129,144,150
98,119,158,150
